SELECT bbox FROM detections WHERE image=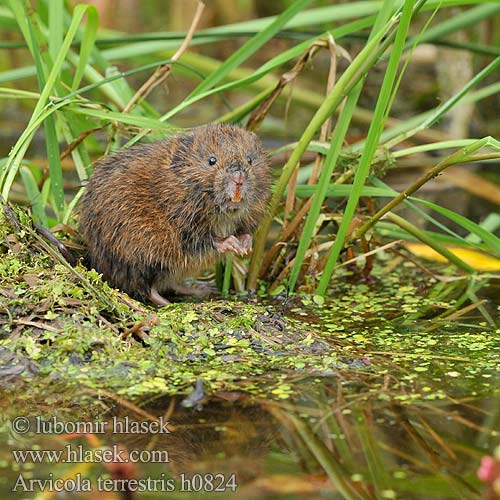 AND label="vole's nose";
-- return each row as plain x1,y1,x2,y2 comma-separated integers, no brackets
228,170,246,203
231,171,244,187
